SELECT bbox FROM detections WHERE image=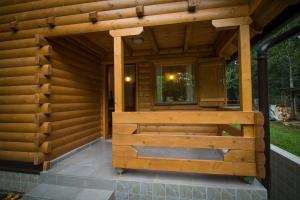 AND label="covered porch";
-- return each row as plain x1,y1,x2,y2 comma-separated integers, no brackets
32,139,267,200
